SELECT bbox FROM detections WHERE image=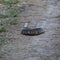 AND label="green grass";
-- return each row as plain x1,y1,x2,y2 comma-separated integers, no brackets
0,25,6,32
0,0,25,18
56,15,60,17
9,7,20,17
0,0,19,4
0,14,8,18
0,37,7,58
0,8,9,18
10,19,18,25
0,6,20,17
41,56,49,60
0,38,5,47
